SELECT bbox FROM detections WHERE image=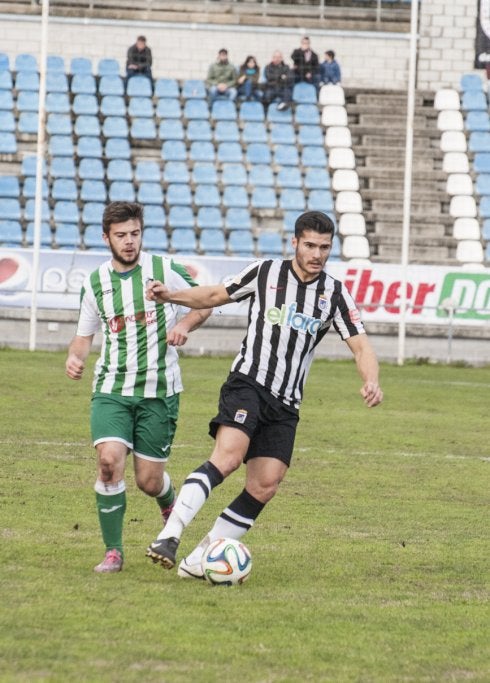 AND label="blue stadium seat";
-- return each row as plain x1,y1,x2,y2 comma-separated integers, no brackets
0,111,15,132
181,79,207,99
136,161,161,182
0,52,9,70
274,145,299,166
48,55,65,71
298,125,324,146
476,174,490,195
81,179,106,202
168,206,194,229
75,115,100,137
15,71,39,91
0,71,13,90
52,178,78,201
294,104,320,125
251,187,277,209
71,74,97,95
186,119,212,142
248,164,274,187
138,182,164,205
483,218,490,240
270,123,296,145
214,120,240,142
469,132,490,152
0,90,13,110
25,222,53,247
217,142,243,163
24,198,50,222
241,122,267,144
183,99,210,120
293,82,317,104
211,99,236,121
46,113,72,136
22,177,48,198
192,162,218,185
83,224,106,248
257,232,283,257
128,97,154,118
21,155,46,177
161,140,187,161
0,220,22,246
465,110,490,132
159,119,185,141
73,94,98,116
55,223,80,249
239,100,265,122
15,53,37,72
460,73,483,91
190,141,215,162
276,166,302,189
225,208,252,231
46,72,68,93
0,198,21,220
266,105,293,124
163,161,188,184
283,210,303,233
223,185,249,208
304,167,330,189
49,135,74,157
166,183,192,206
302,146,327,167
462,90,487,111
126,76,152,97
228,230,255,256
246,143,271,165
307,189,334,211
103,116,129,138
99,75,124,97
154,78,180,99
472,152,490,173
479,196,490,218
107,159,132,181
171,228,197,254
109,181,135,202
199,228,226,255
79,157,105,180
196,206,223,230
18,112,38,134
98,58,120,76
54,200,79,224
221,163,247,186
17,91,39,112
280,188,306,211
82,203,105,226
70,57,92,75
144,205,167,228
143,227,168,252
50,156,76,178
0,176,19,197
78,136,103,158
0,133,16,154
131,118,157,140
100,95,126,117
194,184,220,207
156,98,181,119
45,92,70,113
